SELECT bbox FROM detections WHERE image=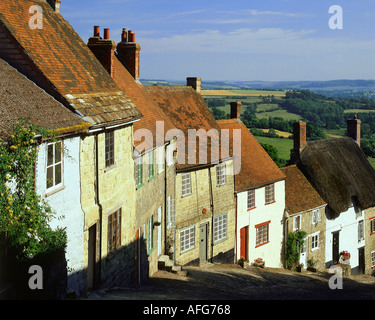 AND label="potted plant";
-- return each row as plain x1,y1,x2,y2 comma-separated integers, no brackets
238,257,247,268
307,259,317,272
339,250,350,261
295,262,304,272
252,257,265,268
